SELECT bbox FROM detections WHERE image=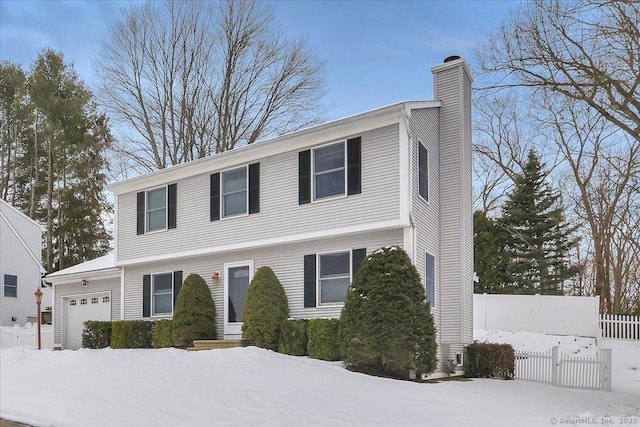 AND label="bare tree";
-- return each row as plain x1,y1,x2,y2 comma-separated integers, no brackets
96,0,327,173
475,0,640,144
